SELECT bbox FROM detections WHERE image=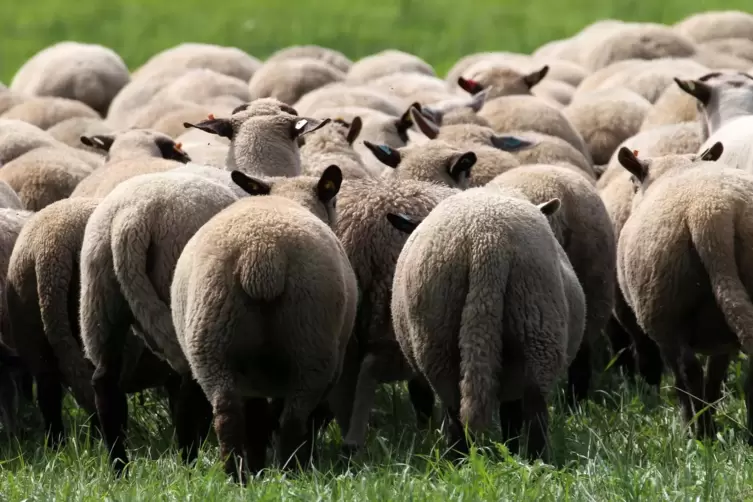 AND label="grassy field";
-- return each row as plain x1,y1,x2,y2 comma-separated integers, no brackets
3,0,753,500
